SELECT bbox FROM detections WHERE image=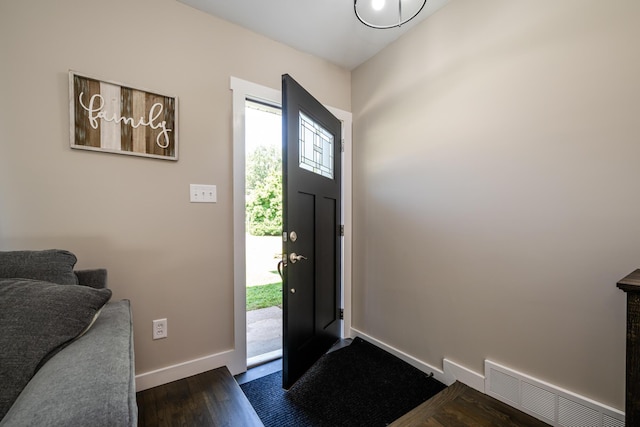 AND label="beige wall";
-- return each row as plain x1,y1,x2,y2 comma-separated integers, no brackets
352,0,639,410
3,0,637,410
0,0,350,376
